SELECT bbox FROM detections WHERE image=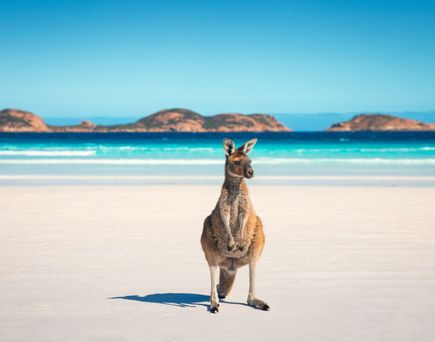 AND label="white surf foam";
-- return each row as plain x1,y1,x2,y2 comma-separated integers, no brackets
0,158,435,165
1,175,434,180
0,150,96,157
0,158,222,165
